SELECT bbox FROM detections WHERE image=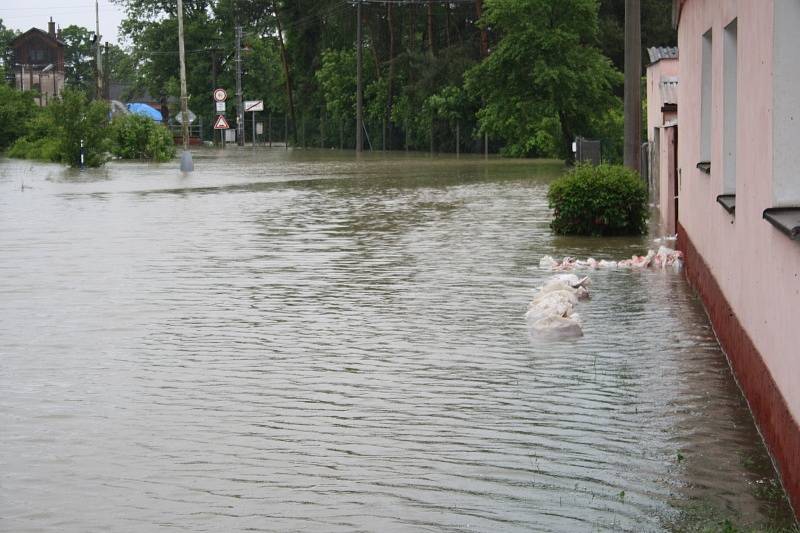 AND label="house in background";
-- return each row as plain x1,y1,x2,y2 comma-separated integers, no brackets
670,0,800,518
10,18,65,105
645,46,679,235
